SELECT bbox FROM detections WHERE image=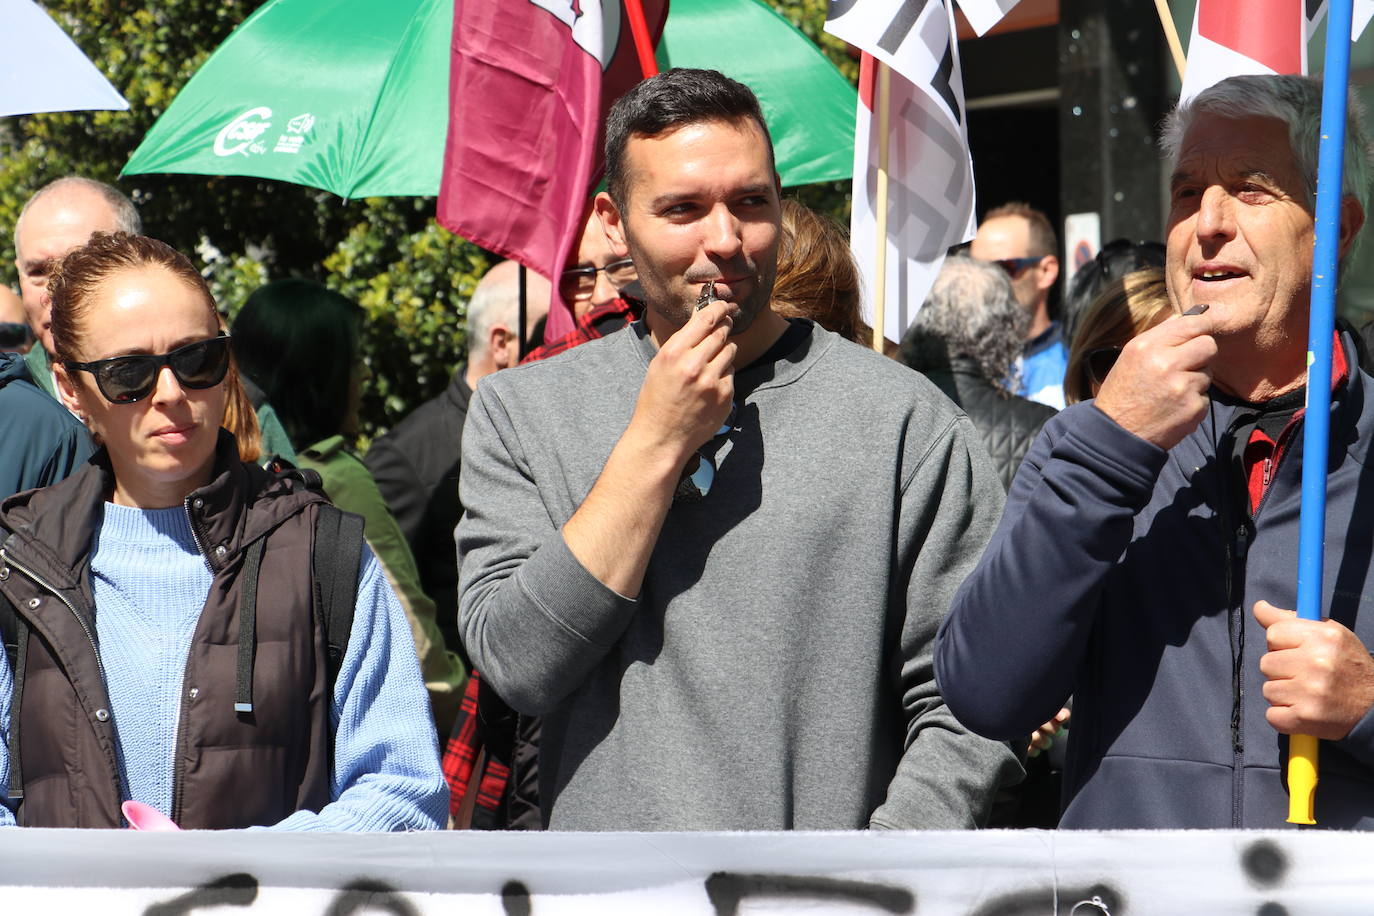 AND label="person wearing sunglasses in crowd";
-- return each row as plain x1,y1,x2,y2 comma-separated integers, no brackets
0,307,94,503
1063,268,1173,405
0,285,88,503
1061,238,1167,348
969,202,1066,409
0,288,32,355
457,70,1019,832
0,232,447,830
